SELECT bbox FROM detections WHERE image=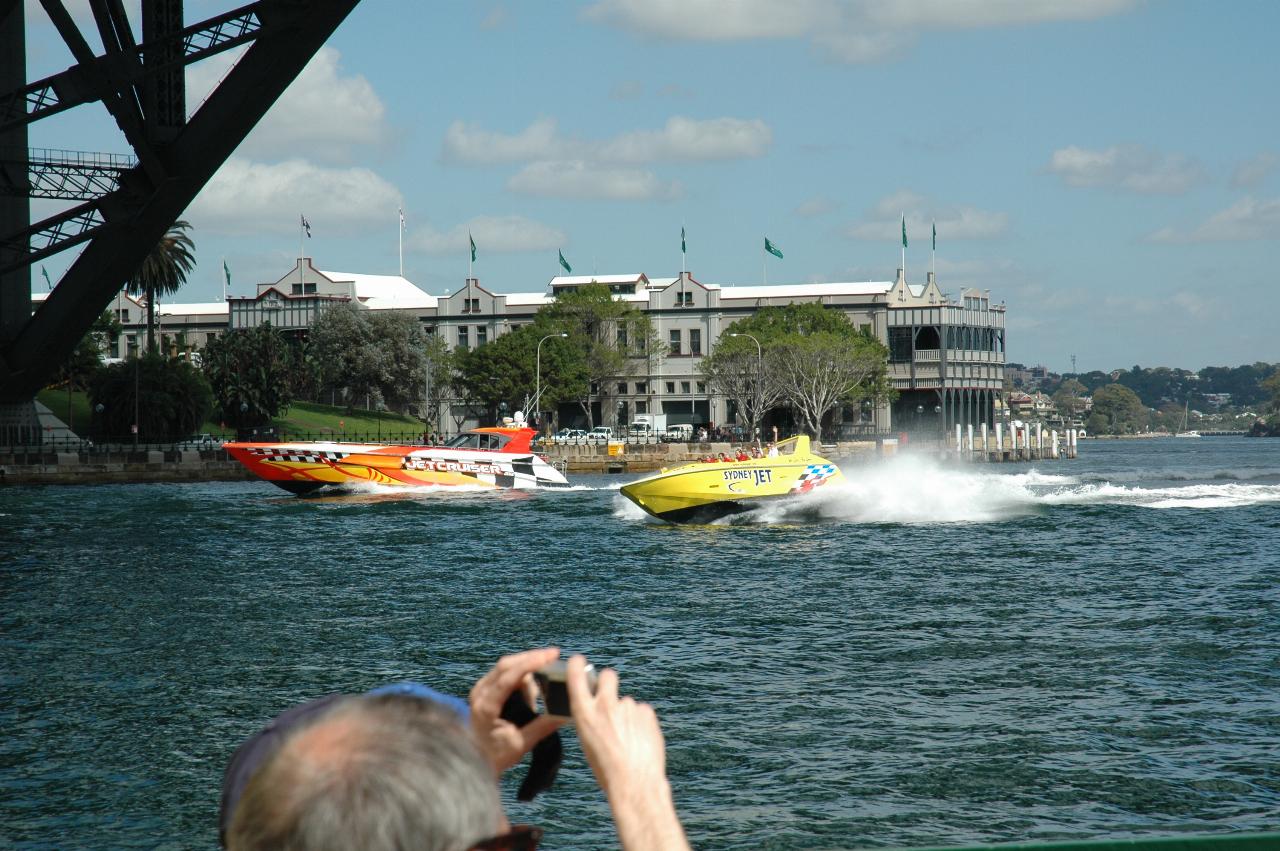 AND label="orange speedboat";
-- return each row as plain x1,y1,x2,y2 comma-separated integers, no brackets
224,425,568,496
